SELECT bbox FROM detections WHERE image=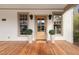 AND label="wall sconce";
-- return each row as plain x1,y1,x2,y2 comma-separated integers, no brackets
30,14,33,20
49,14,52,20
